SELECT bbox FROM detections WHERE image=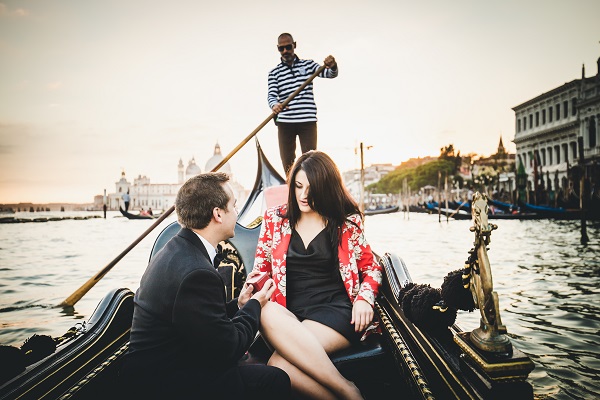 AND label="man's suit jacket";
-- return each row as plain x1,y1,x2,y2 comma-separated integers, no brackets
121,228,261,392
